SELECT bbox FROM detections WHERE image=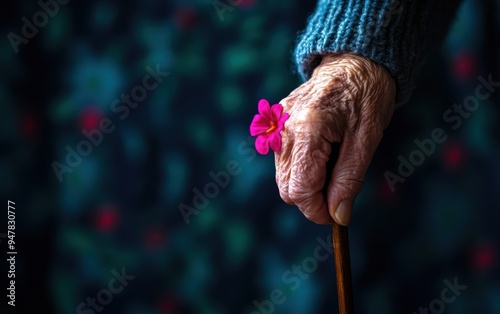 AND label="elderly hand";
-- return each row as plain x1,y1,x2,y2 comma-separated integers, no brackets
275,53,396,225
